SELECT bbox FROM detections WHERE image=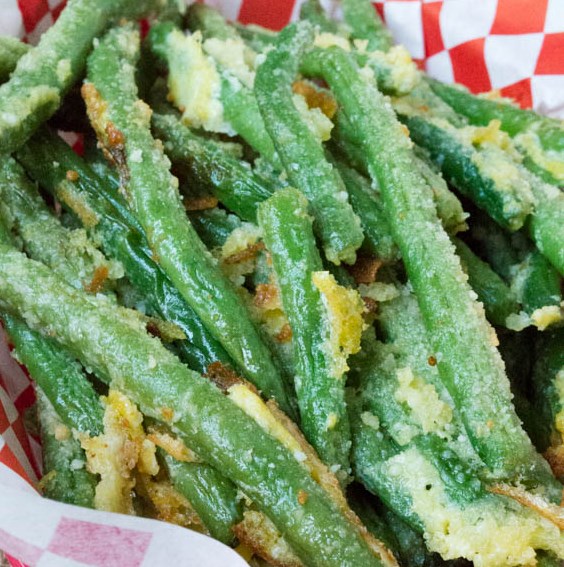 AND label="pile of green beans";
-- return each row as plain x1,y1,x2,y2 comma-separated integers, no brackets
0,1,562,565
